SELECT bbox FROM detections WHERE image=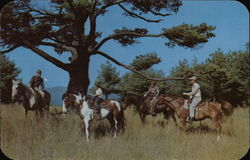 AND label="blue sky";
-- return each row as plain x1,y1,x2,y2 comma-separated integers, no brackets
4,0,249,89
